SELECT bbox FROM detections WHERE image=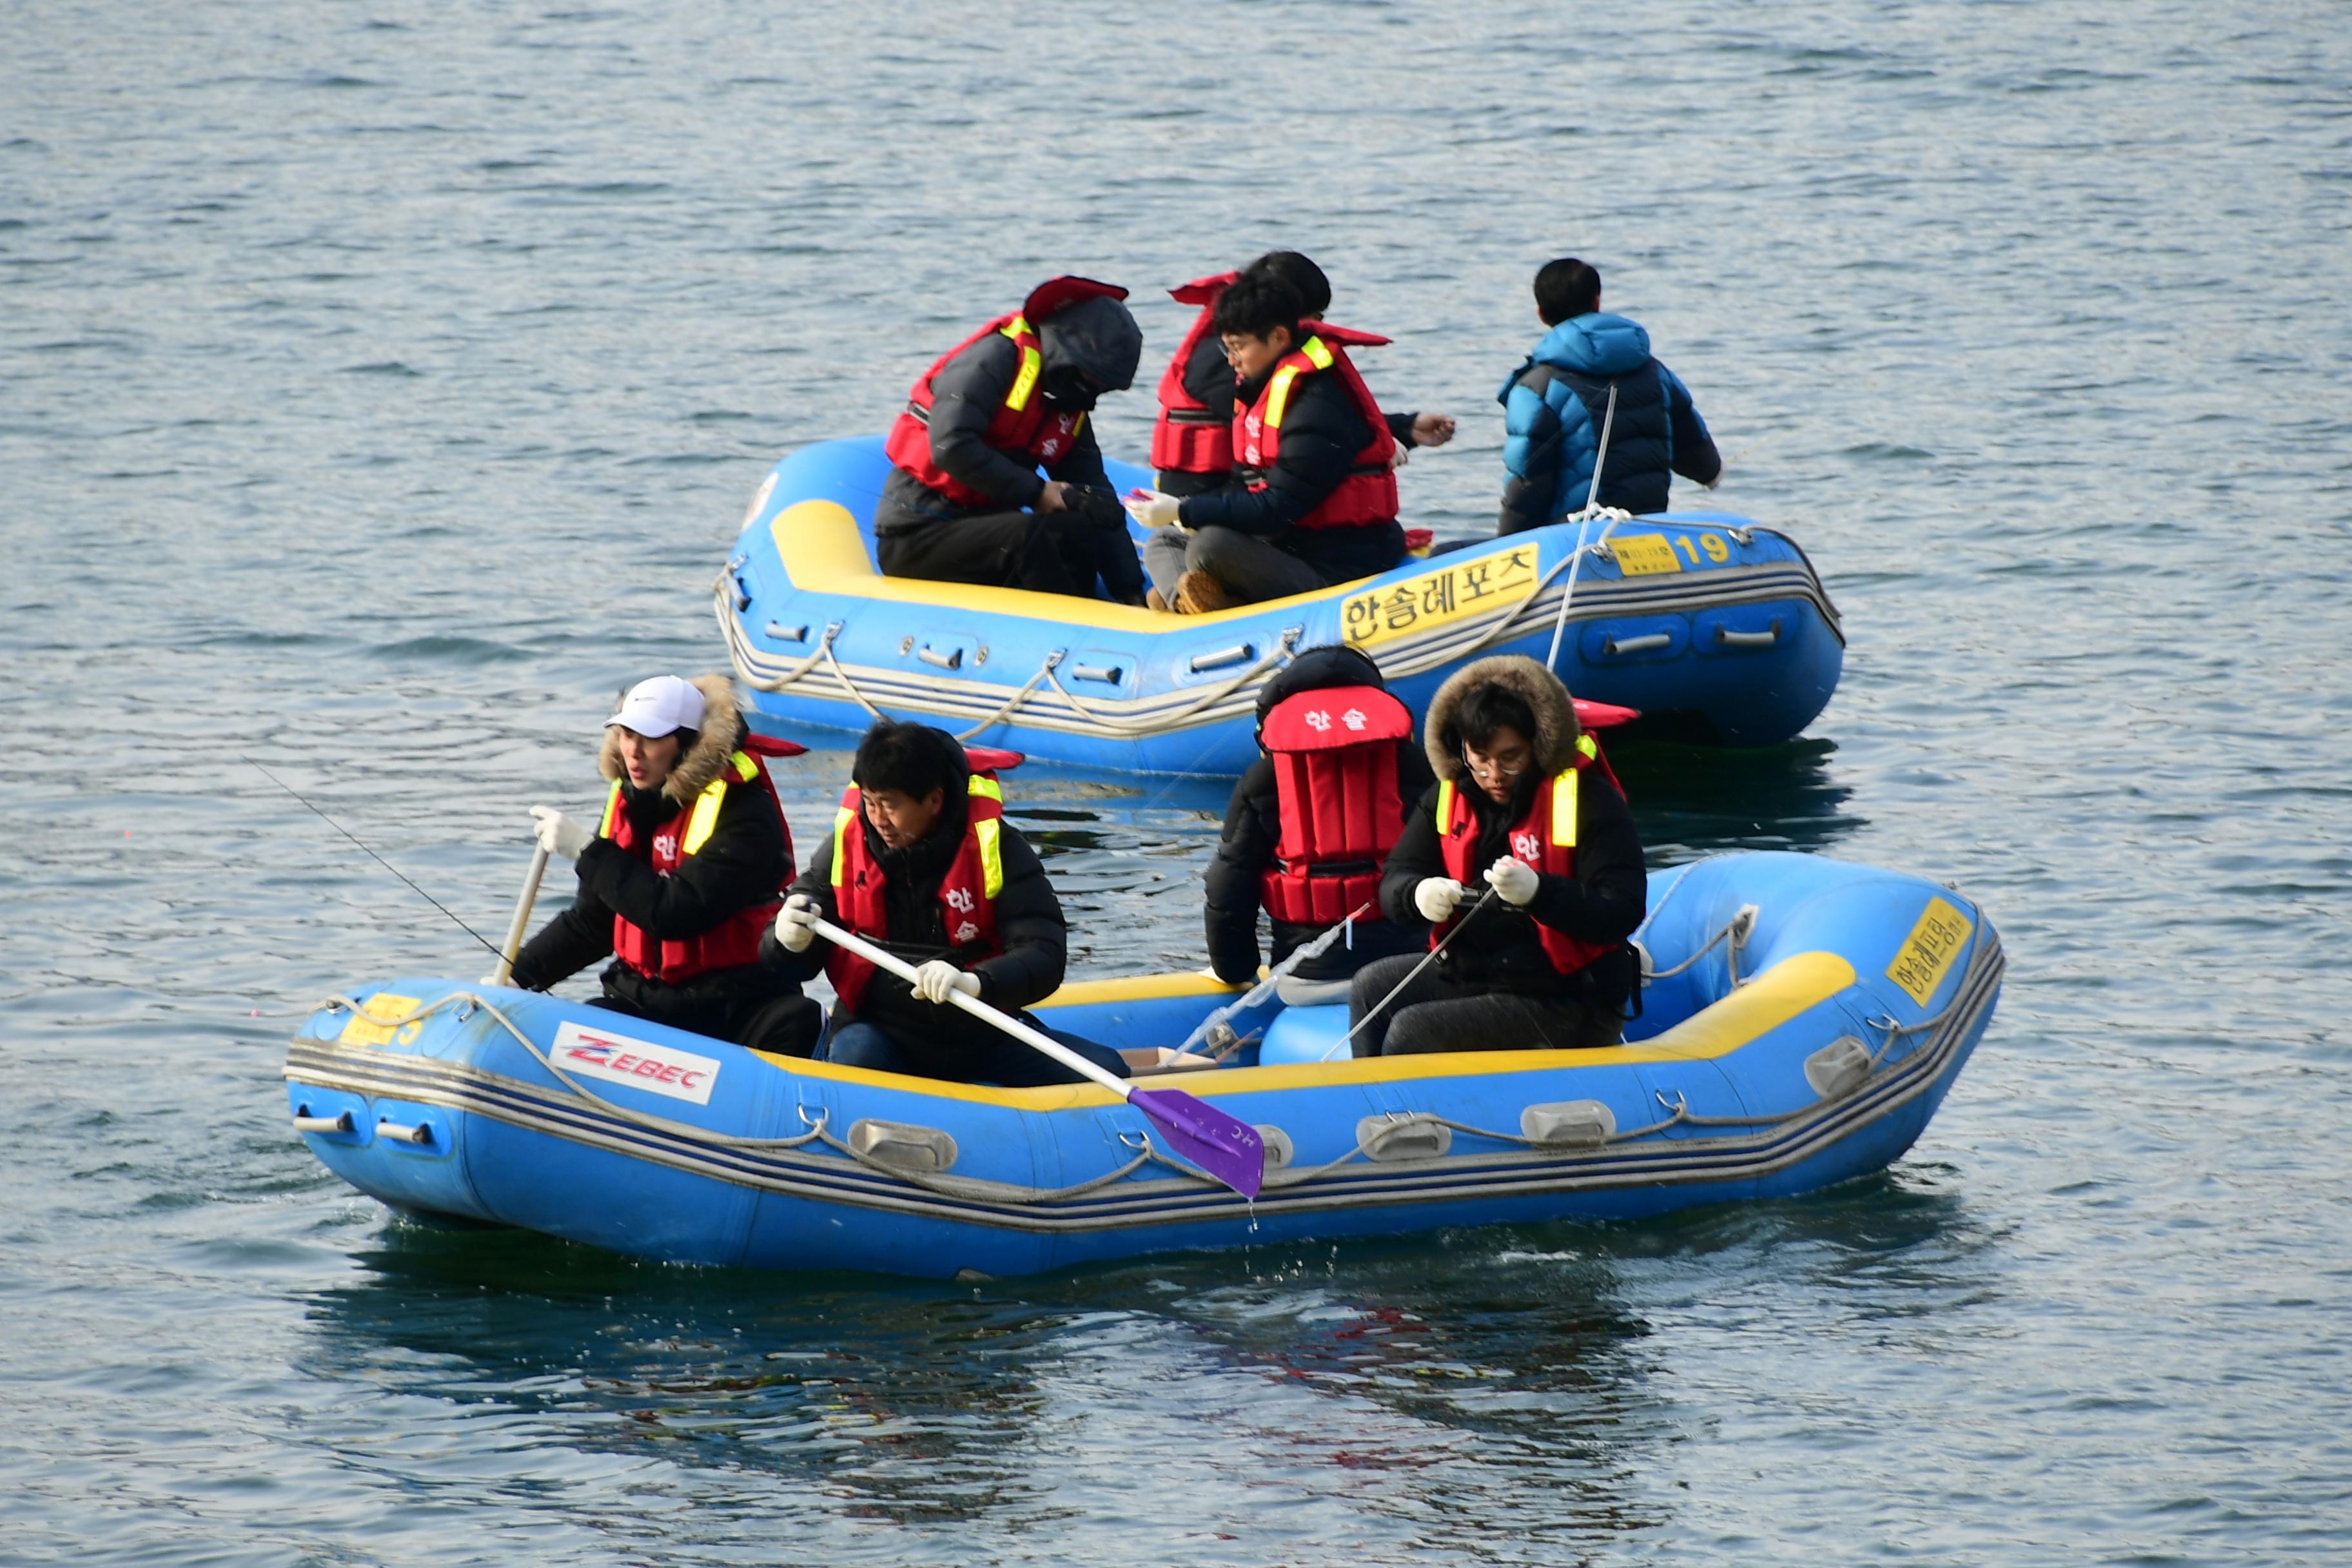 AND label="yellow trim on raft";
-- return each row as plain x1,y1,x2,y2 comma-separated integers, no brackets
769,498,1362,628
749,951,1857,1110
1037,970,1244,1006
